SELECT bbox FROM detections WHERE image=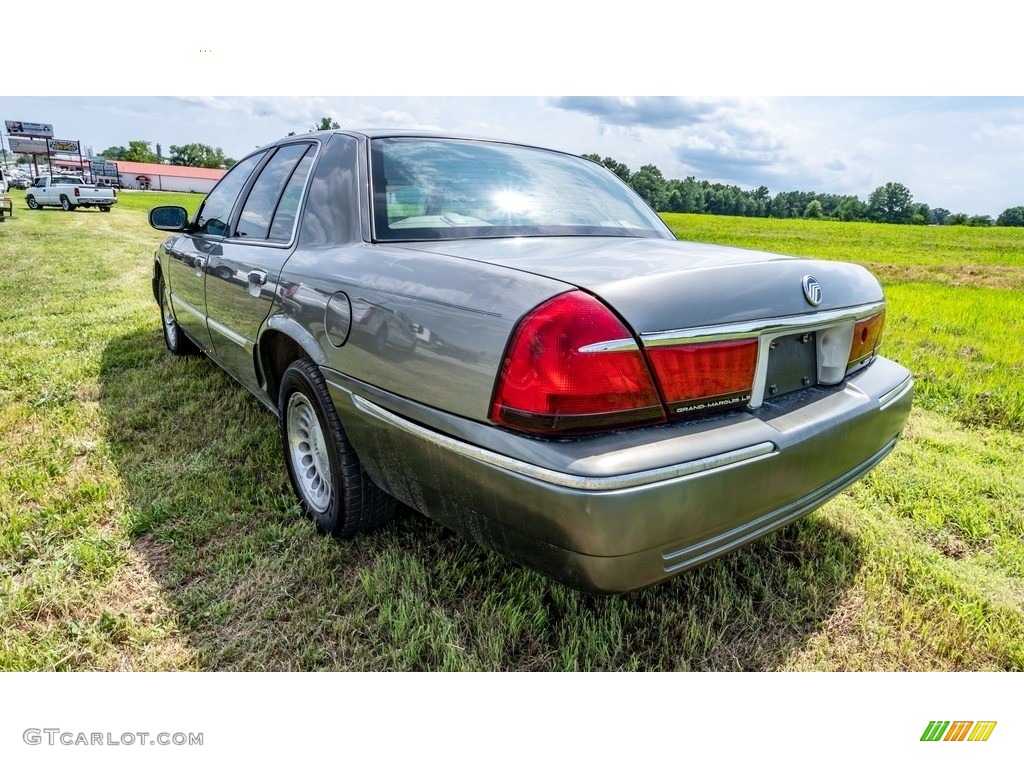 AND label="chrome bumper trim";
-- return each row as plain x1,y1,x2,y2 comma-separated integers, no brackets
662,435,898,573
879,375,914,410
351,394,777,492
